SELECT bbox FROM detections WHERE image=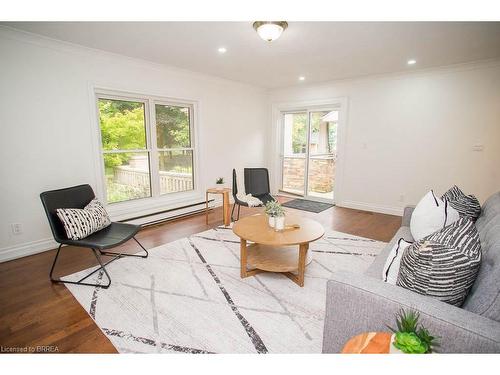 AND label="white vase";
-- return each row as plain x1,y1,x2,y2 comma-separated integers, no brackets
275,216,285,231
268,215,275,228
389,333,404,354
